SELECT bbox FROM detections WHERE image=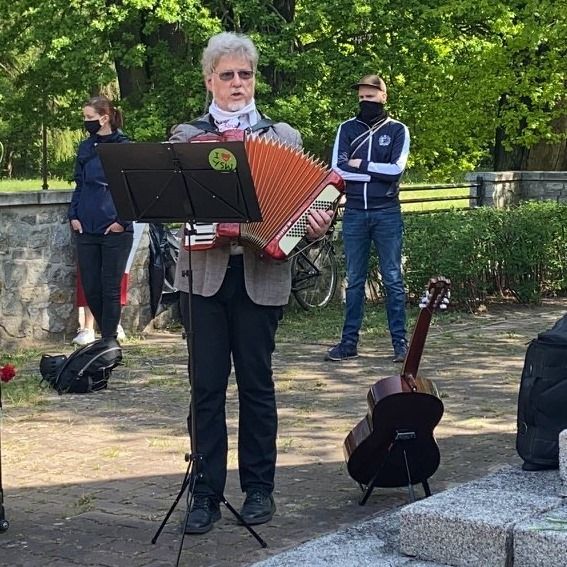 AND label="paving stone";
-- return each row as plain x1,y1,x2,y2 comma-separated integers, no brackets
514,503,567,567
399,466,563,567
250,510,445,567
3,302,567,566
